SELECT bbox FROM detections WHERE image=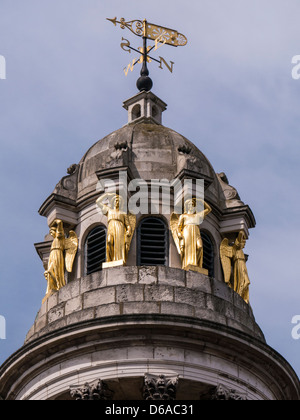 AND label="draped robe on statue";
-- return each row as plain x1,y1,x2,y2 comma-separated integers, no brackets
233,249,250,304
178,212,204,269
106,209,130,263
46,224,65,294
